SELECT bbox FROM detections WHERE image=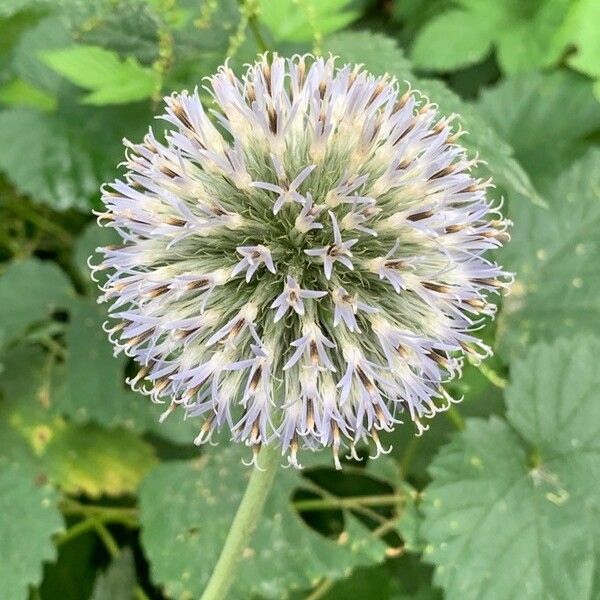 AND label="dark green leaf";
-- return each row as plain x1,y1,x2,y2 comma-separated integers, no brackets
476,71,600,192
0,464,64,600
420,336,600,599
498,150,600,355
0,259,72,348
